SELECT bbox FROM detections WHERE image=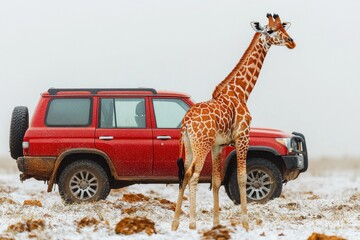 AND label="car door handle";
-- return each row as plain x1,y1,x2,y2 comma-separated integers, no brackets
99,136,114,140
157,135,172,140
